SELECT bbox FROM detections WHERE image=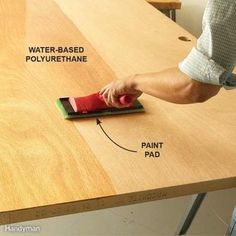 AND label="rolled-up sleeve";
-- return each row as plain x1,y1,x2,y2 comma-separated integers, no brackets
179,0,236,89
